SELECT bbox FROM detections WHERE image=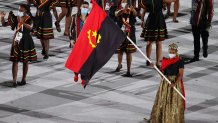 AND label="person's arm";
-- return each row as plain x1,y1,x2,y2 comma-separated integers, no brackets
141,8,146,28
50,0,59,11
207,0,213,25
122,17,131,27
69,16,76,44
26,0,31,5
171,68,184,87
1,16,7,26
22,22,32,31
0,11,9,26
130,6,137,17
20,17,32,31
115,9,123,17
